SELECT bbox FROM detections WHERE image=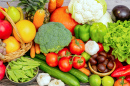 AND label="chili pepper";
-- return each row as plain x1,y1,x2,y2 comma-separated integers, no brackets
90,22,107,43
111,65,130,77
74,24,91,42
115,58,123,69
